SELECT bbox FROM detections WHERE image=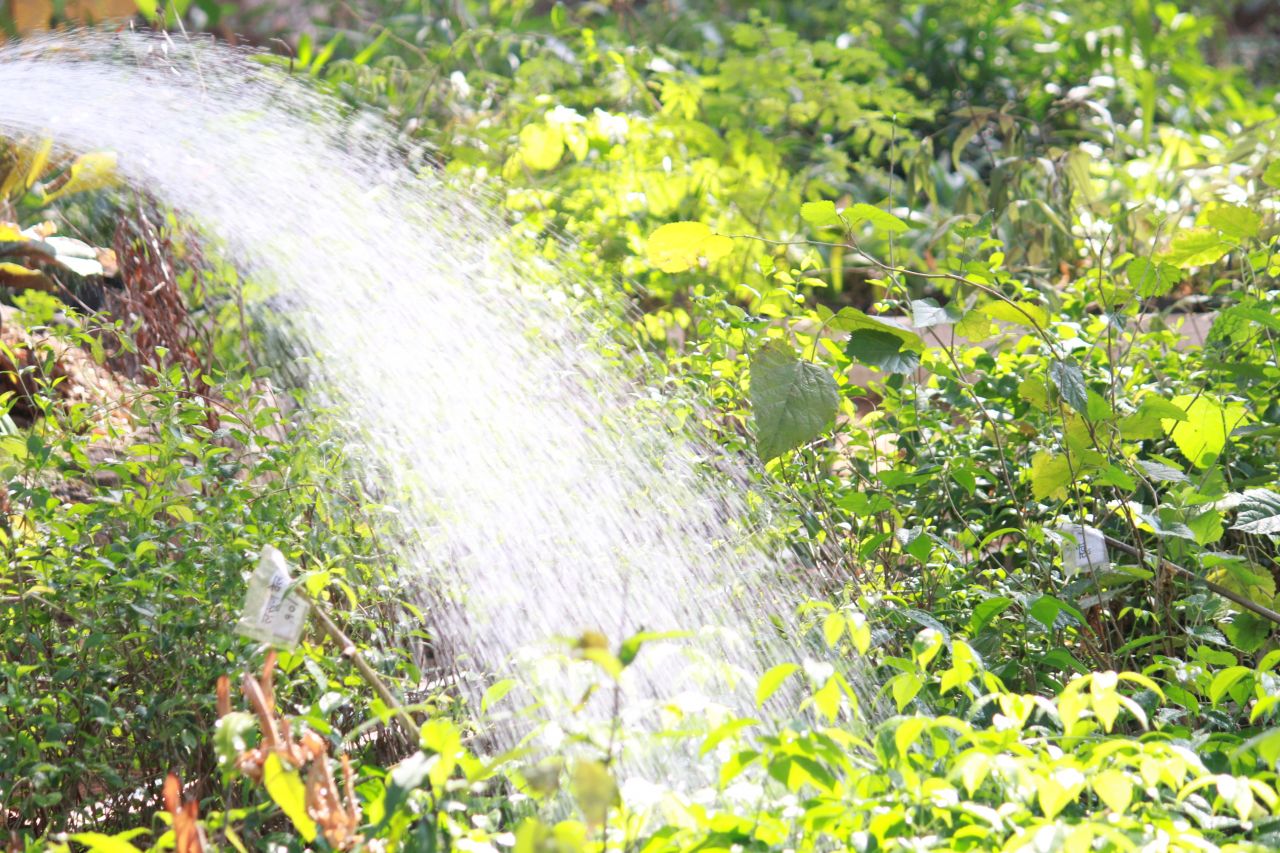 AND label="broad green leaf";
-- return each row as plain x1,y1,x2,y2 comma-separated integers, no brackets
911,297,960,328
572,760,618,825
1164,228,1229,269
1161,394,1248,468
800,200,840,227
1136,458,1188,483
1048,359,1088,415
262,753,317,841
756,663,799,707
1029,452,1072,501
845,329,920,374
517,123,565,171
812,676,841,721
480,678,516,712
845,202,908,233
969,596,1013,634
1019,378,1051,411
980,300,1049,329
1092,770,1133,813
890,672,923,710
1206,204,1261,241
749,341,839,461
213,711,257,773
1126,257,1181,298
955,310,996,340
1231,488,1280,535
1121,395,1188,440
1225,611,1273,653
1208,666,1253,704
68,834,146,853
824,308,925,351
1265,161,1280,189
645,222,734,273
